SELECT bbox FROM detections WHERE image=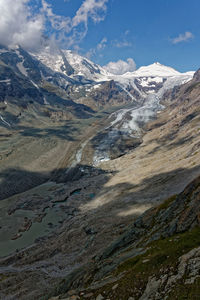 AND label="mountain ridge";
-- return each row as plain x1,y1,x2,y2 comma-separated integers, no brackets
33,45,194,82
0,44,194,125
0,43,199,300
